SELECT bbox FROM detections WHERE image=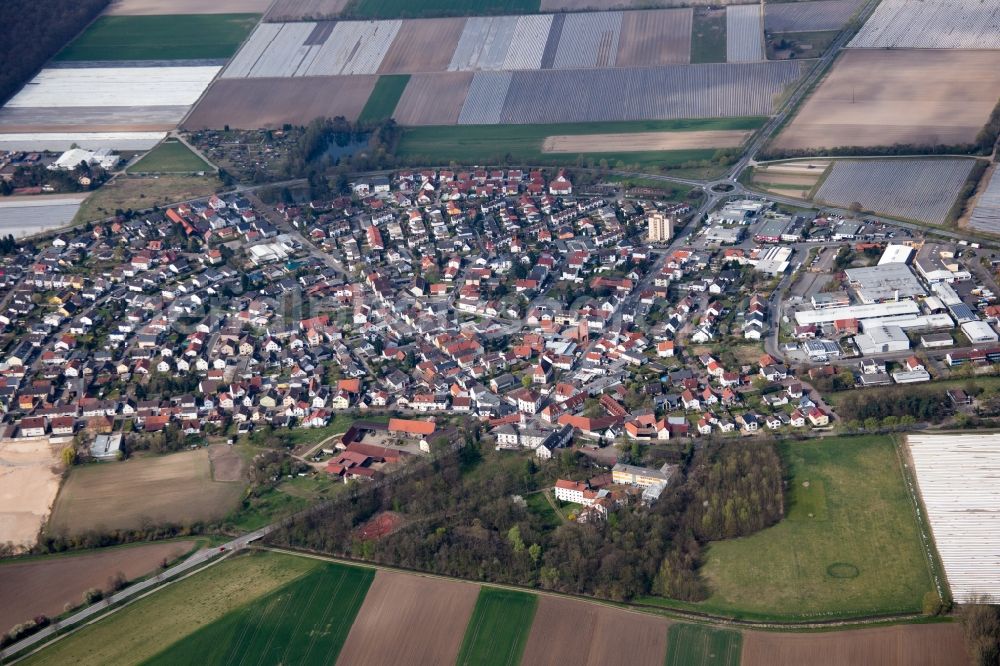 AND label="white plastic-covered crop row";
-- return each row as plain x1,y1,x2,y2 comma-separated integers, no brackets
908,433,1000,602
969,169,1000,235
726,5,764,63
814,158,974,224
849,0,1000,49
